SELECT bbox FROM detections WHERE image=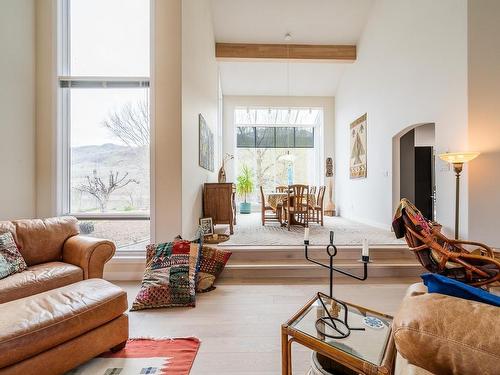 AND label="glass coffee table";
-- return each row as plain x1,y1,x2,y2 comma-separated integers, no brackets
281,292,395,375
